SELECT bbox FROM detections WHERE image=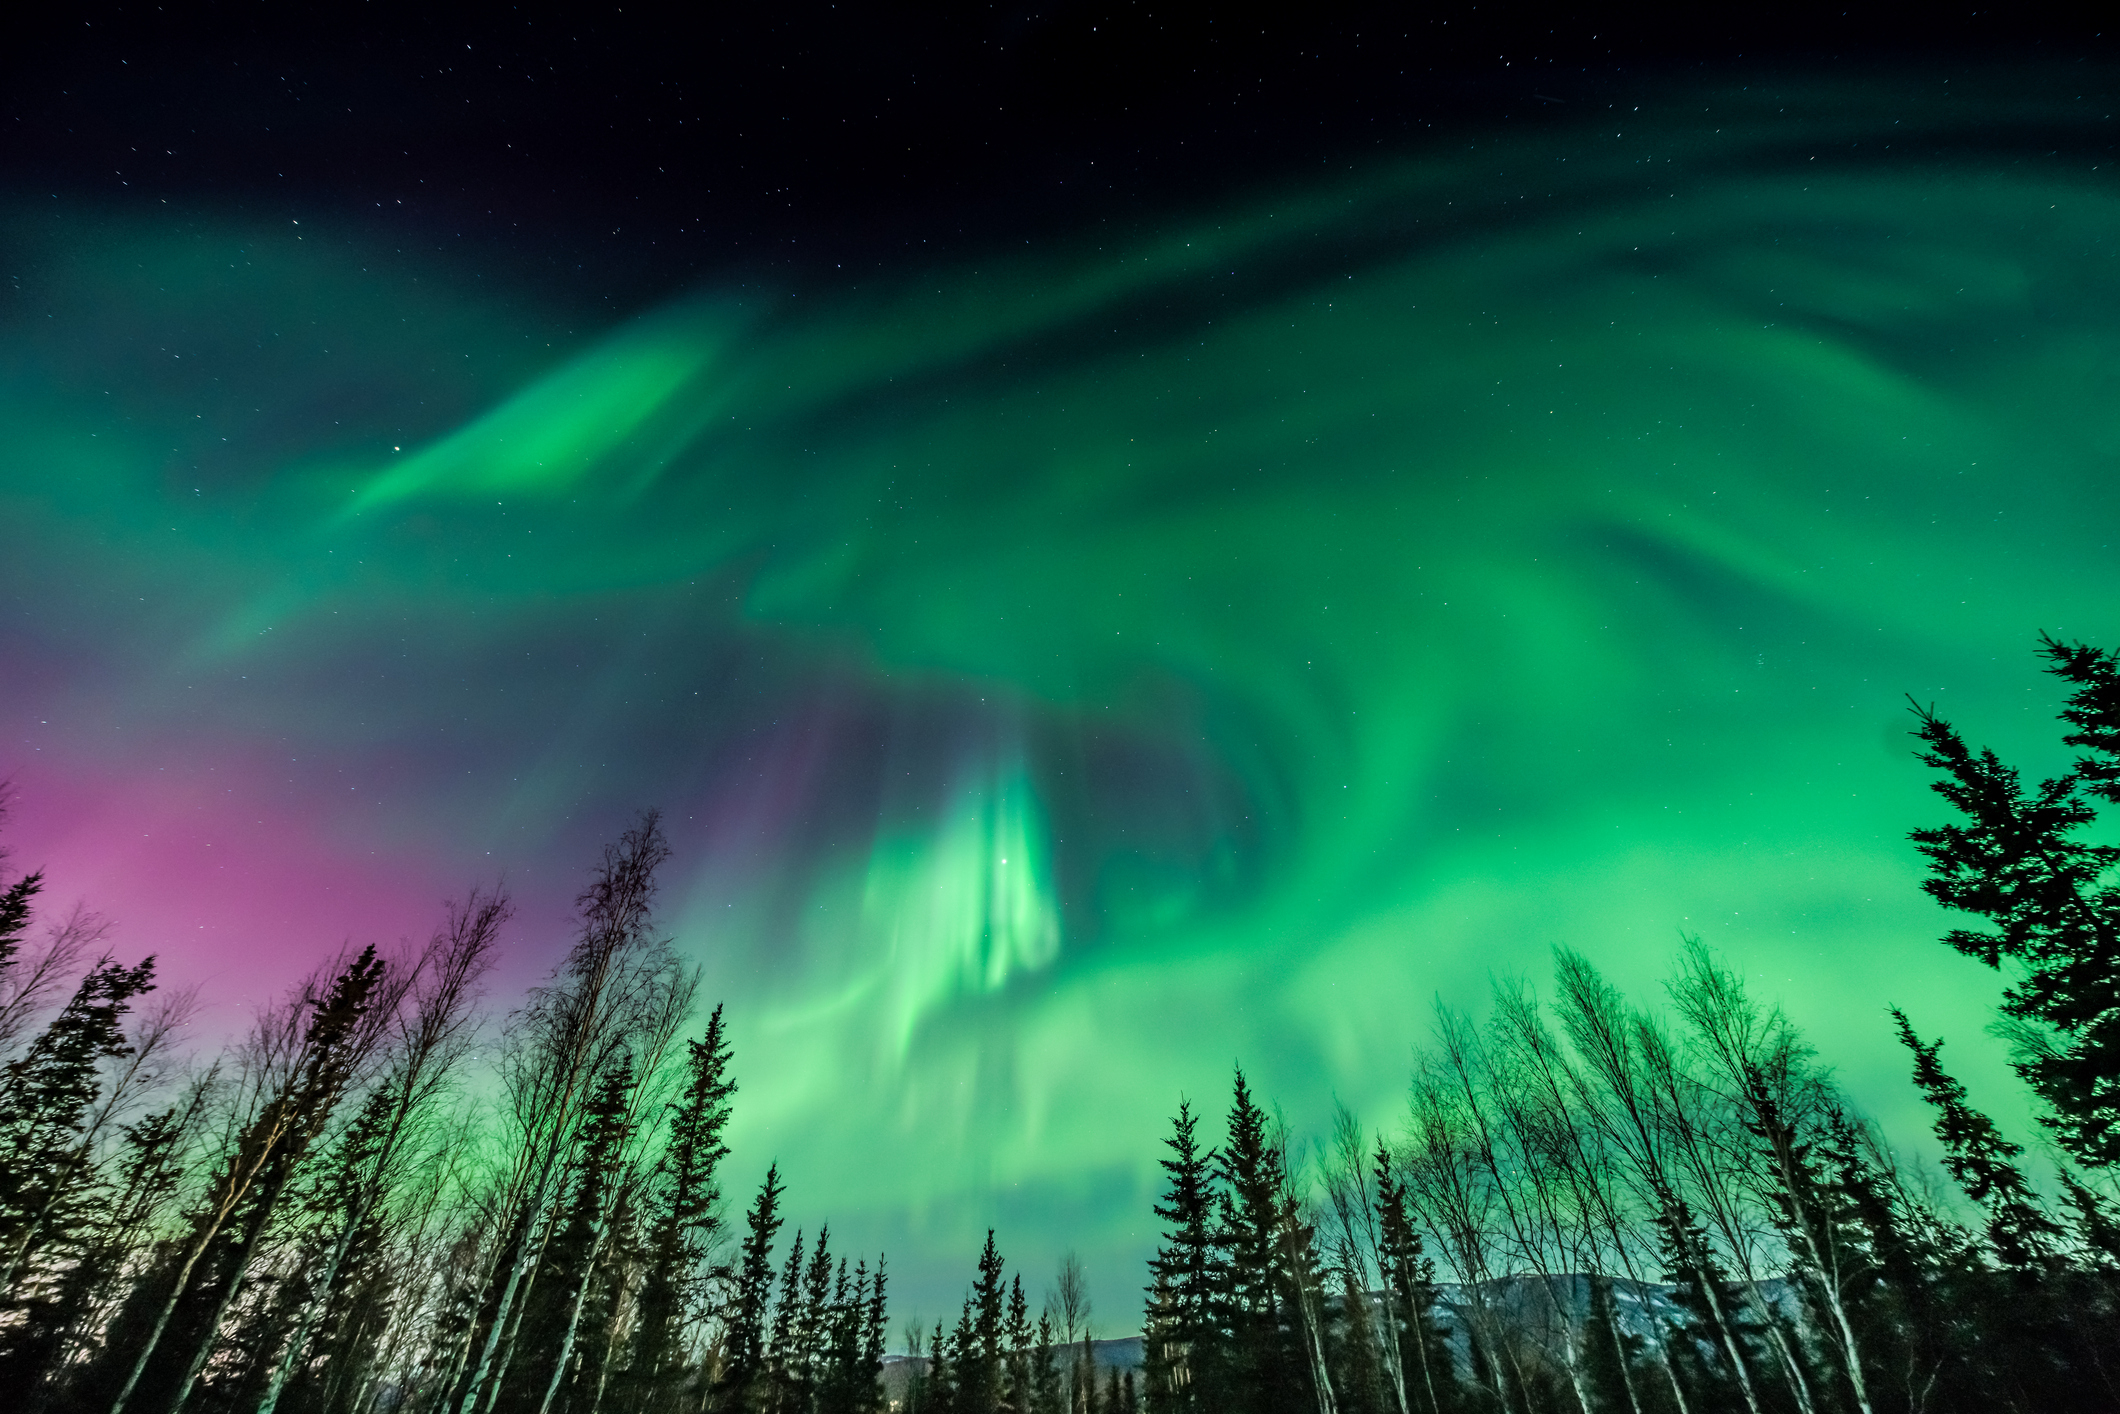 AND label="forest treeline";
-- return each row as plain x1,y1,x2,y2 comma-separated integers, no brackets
1117,636,2120,1414
5,635,2120,1414
0,812,889,1414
